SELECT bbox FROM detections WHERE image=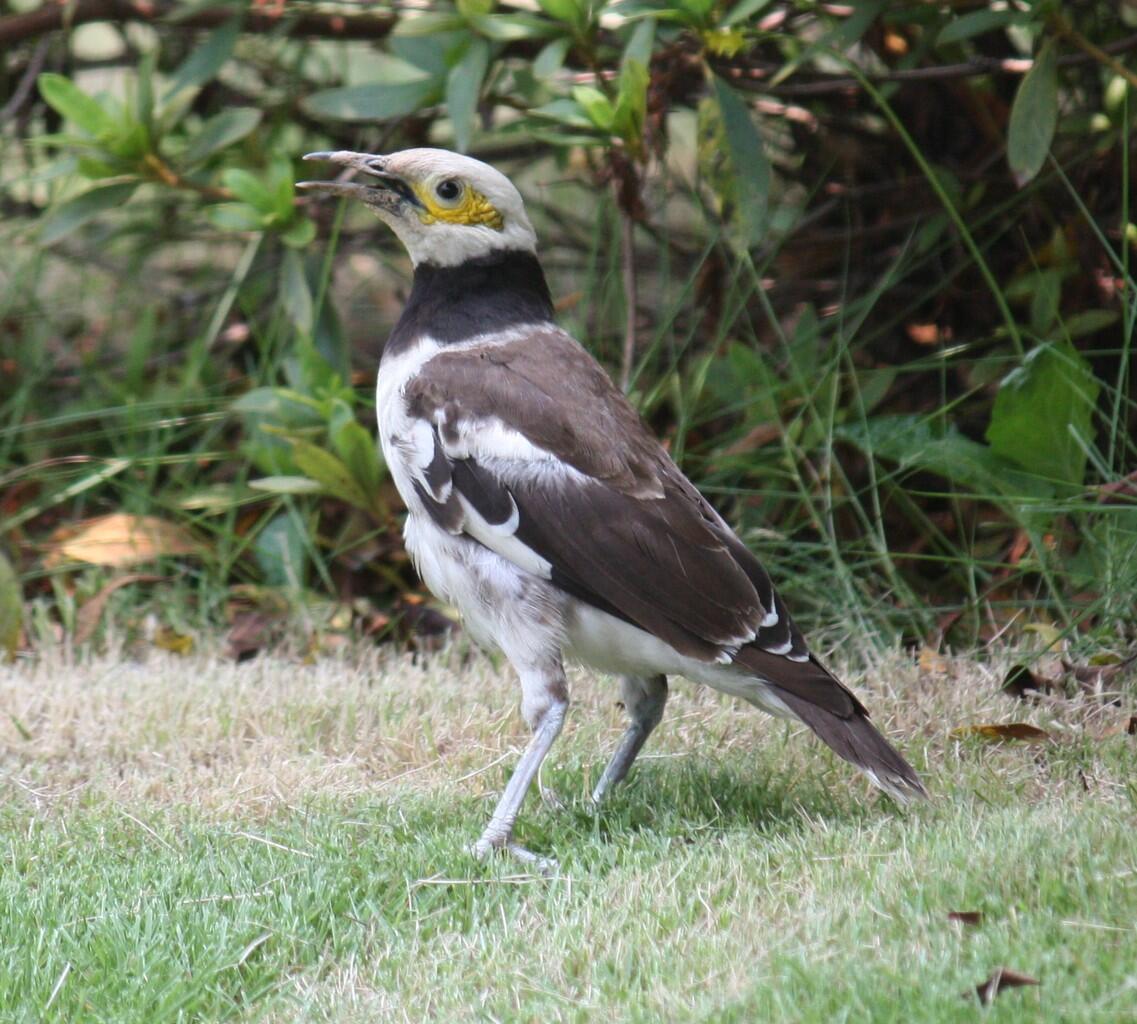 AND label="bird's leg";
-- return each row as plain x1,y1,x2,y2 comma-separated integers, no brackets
472,664,568,872
592,674,668,805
